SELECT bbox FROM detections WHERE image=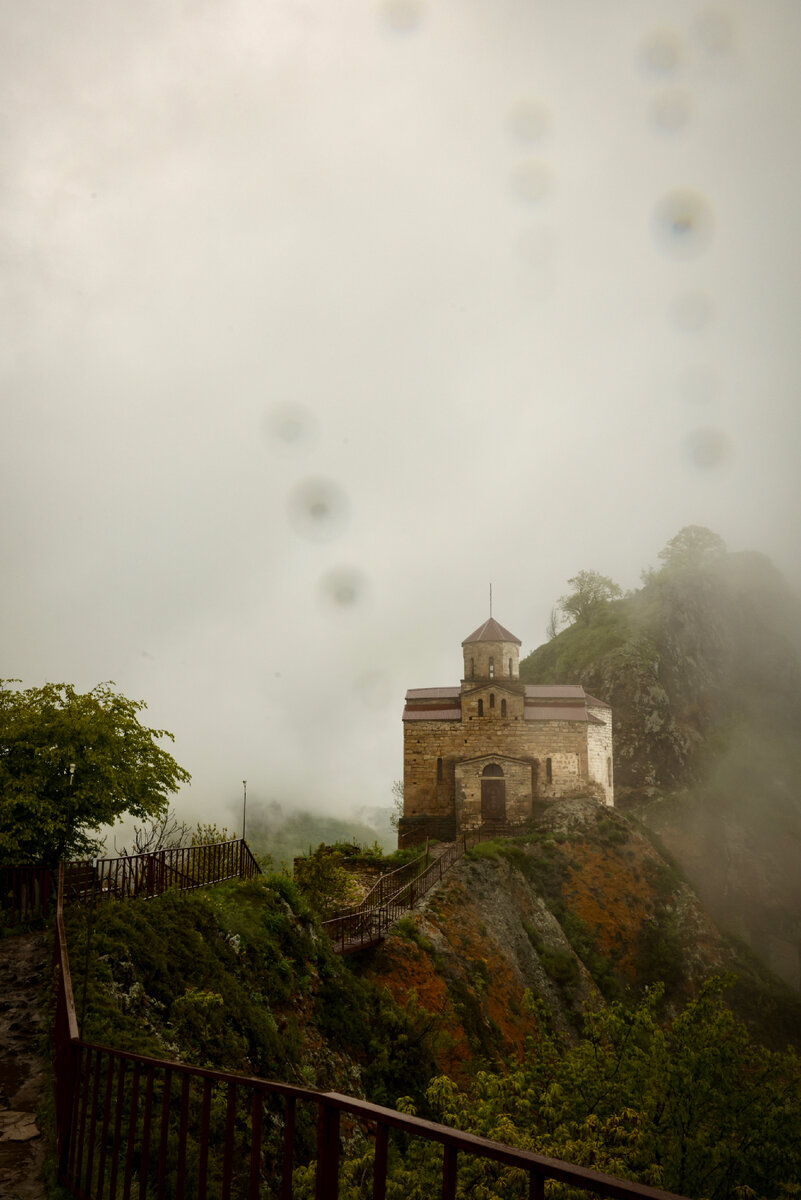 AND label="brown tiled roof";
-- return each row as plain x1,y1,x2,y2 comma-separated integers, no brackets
402,707,461,722
583,693,611,708
524,684,586,699
524,705,590,722
406,687,460,700
462,617,521,646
